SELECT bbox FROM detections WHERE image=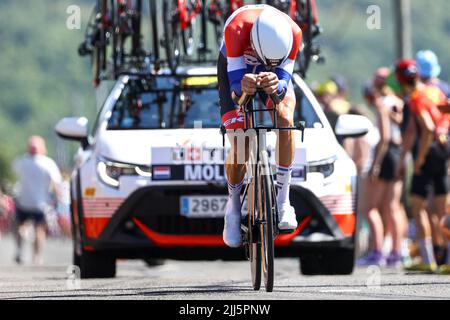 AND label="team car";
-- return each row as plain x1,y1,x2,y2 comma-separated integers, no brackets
55,66,370,278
